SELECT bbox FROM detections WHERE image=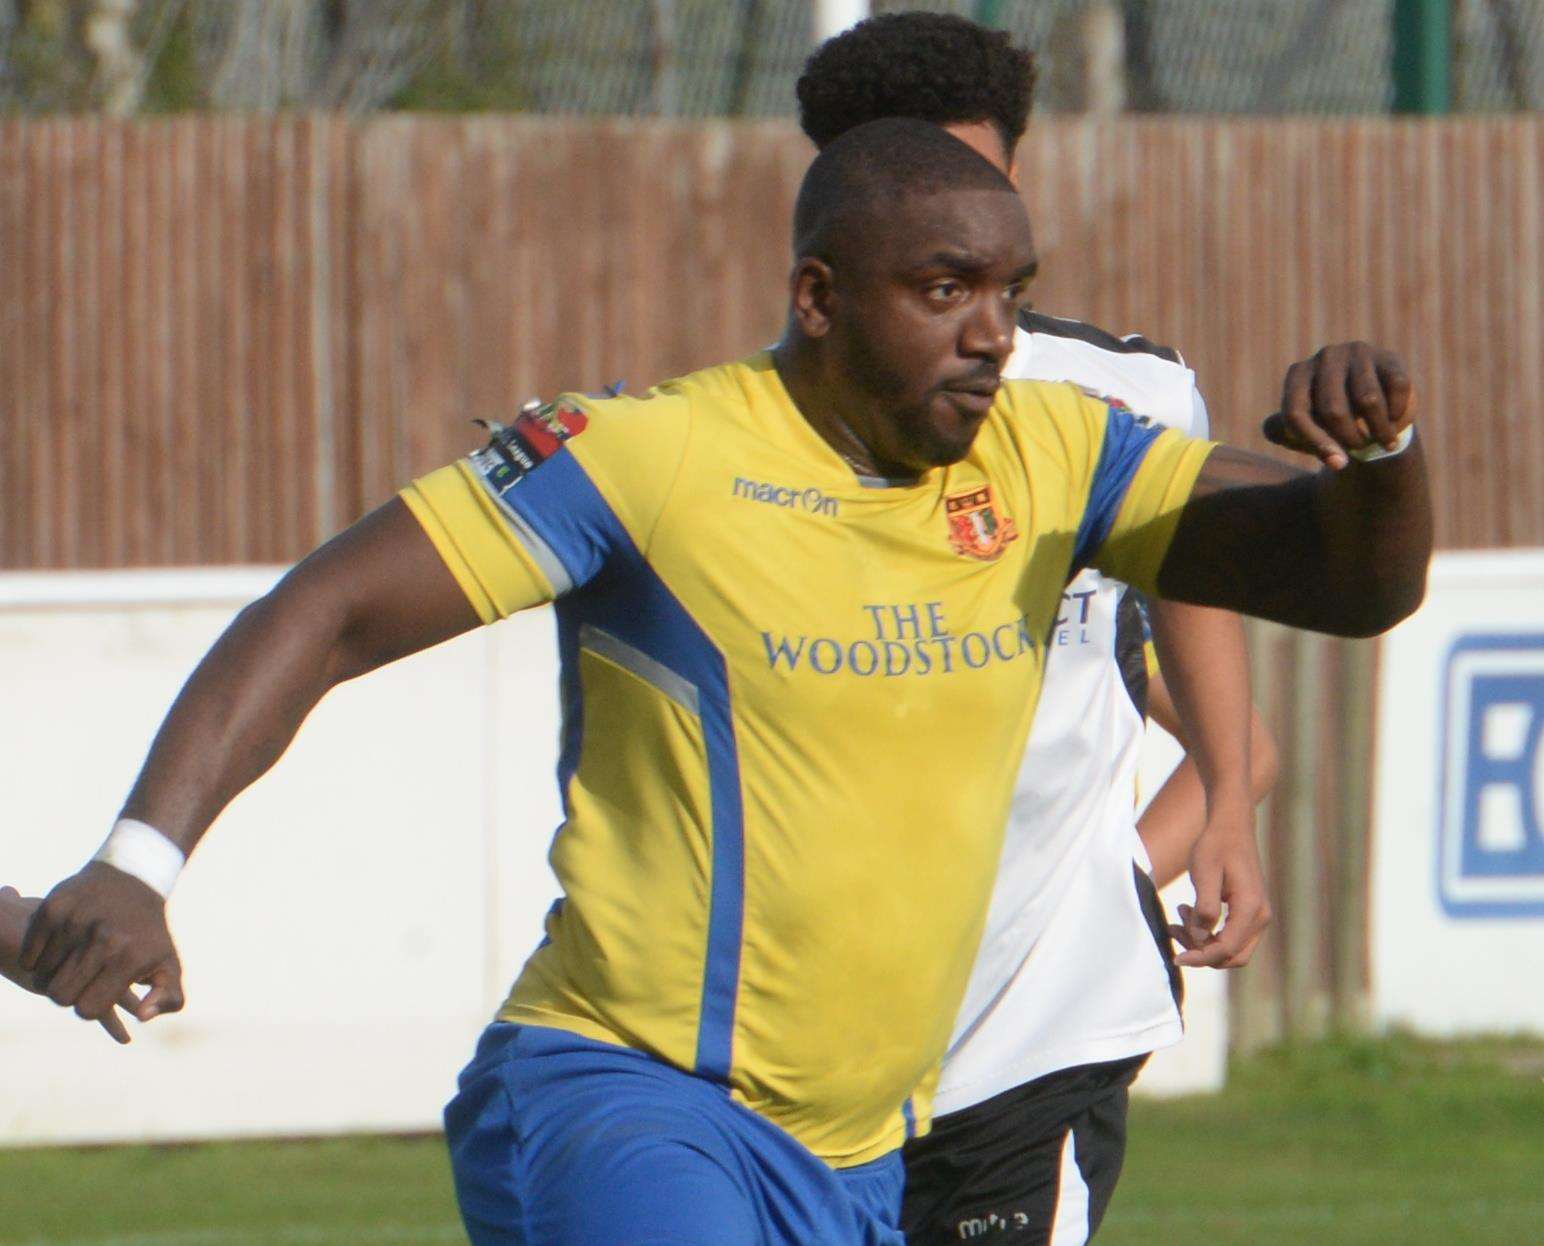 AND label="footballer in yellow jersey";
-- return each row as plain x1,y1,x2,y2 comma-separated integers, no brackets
406,352,1209,1168
22,118,1430,1246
